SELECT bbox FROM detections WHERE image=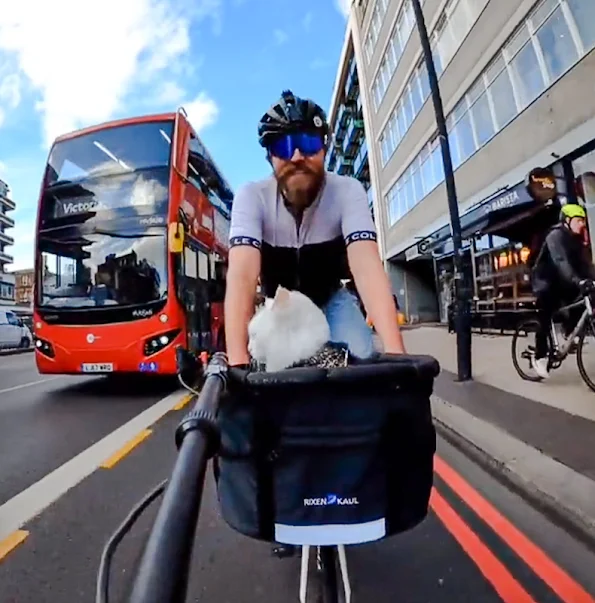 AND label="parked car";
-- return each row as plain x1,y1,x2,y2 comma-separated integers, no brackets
0,309,33,349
